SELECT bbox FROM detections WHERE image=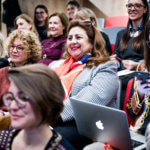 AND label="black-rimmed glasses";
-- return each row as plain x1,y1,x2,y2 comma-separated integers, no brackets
126,3,145,10
10,45,24,52
2,91,30,109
